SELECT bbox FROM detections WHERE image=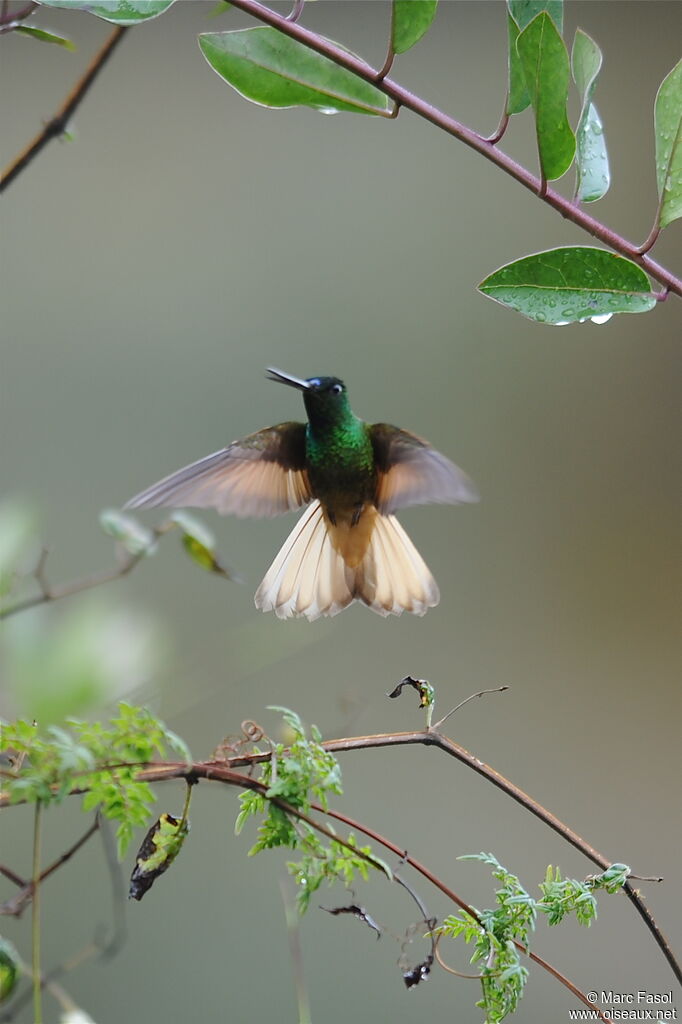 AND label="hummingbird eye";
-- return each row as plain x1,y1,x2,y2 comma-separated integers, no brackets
330,383,343,395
